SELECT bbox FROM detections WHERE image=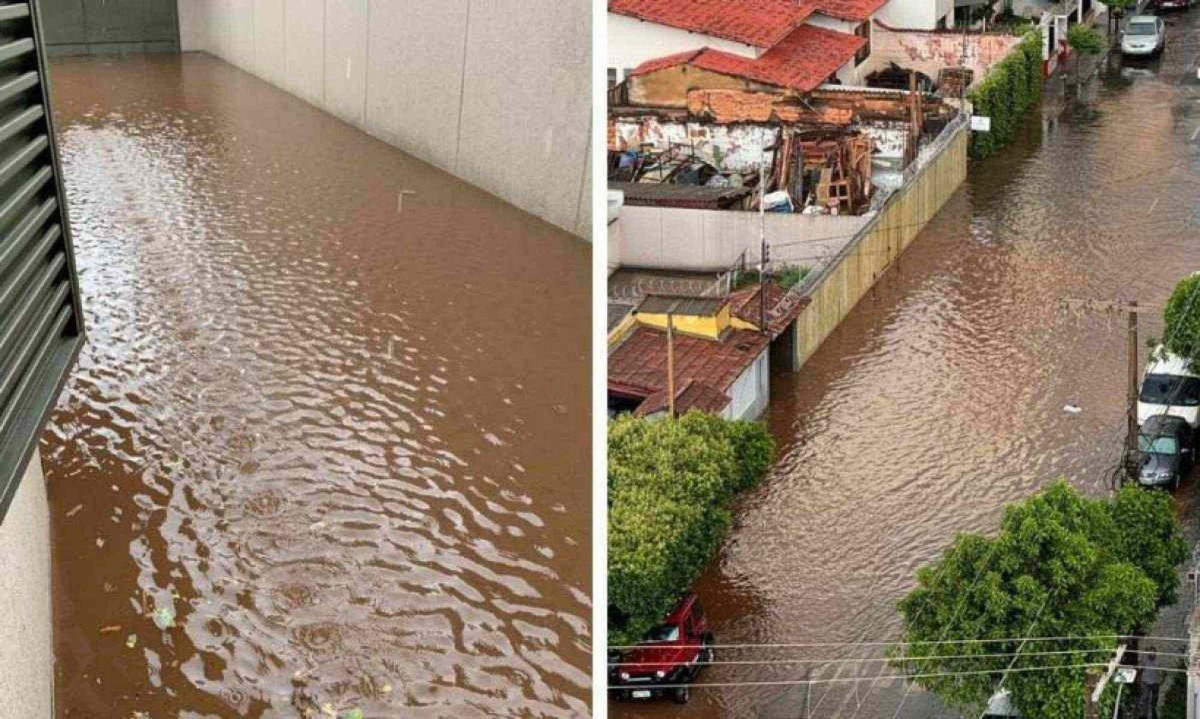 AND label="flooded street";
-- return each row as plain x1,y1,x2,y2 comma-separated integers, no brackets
615,10,1200,719
43,54,589,717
